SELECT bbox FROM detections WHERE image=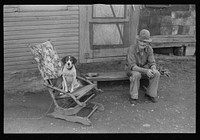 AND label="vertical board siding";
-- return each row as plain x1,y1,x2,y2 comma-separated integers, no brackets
4,5,79,82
